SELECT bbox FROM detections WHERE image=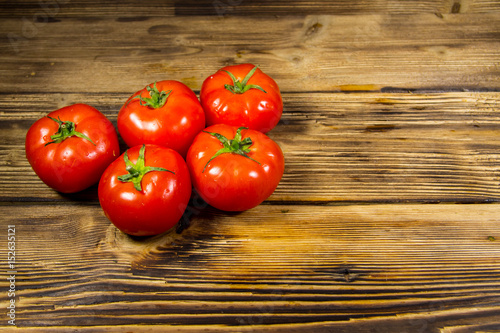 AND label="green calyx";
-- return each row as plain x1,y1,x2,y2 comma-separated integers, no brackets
117,144,175,192
128,81,172,109
45,116,95,146
202,127,261,173
223,66,267,94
